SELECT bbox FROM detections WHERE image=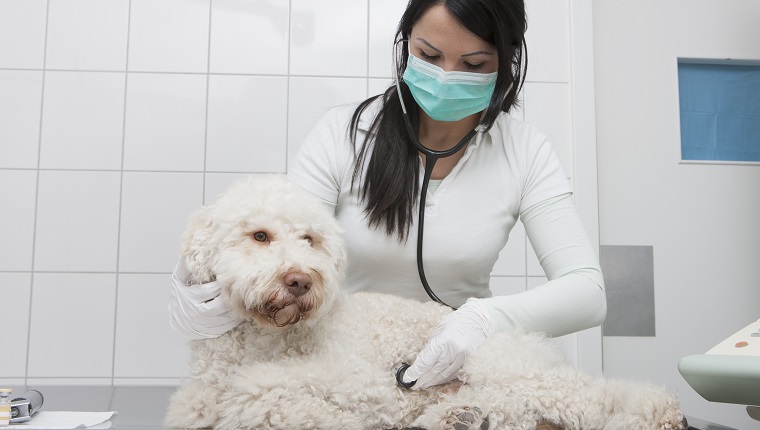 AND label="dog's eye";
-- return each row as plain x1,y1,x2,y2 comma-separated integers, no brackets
303,235,313,246
252,231,269,243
